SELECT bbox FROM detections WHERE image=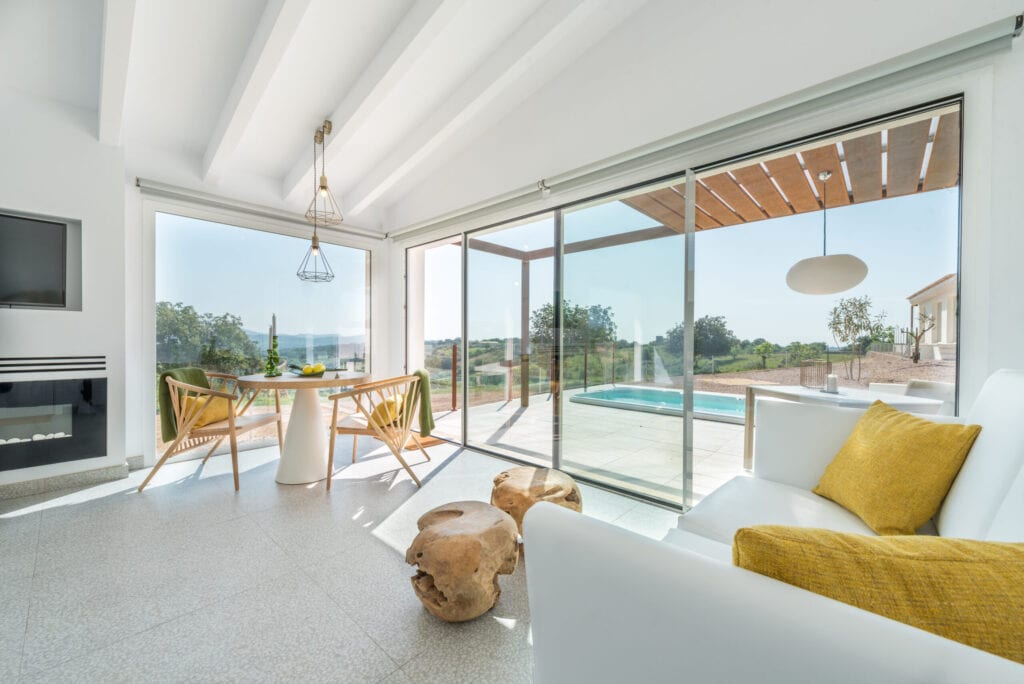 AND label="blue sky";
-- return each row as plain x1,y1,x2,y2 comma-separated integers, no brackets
428,187,959,344
155,213,368,338
157,184,958,349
